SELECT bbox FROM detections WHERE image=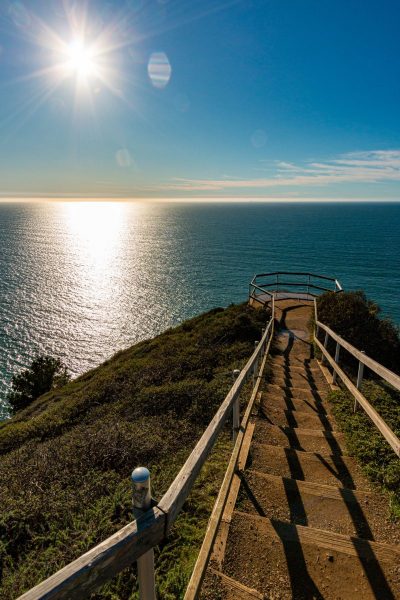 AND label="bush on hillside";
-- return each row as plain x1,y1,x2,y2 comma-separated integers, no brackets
317,291,400,374
7,355,70,413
